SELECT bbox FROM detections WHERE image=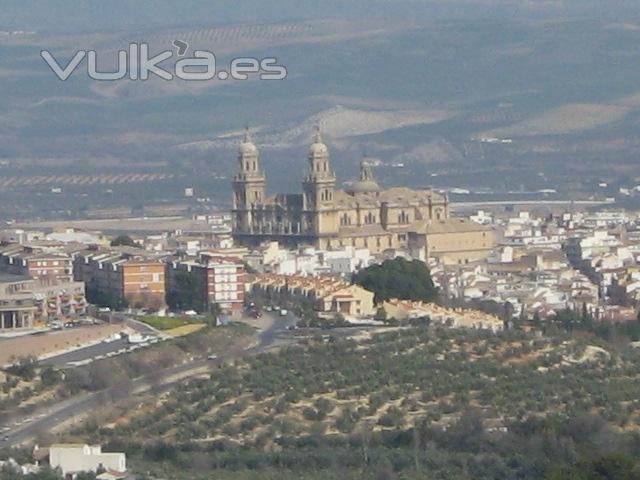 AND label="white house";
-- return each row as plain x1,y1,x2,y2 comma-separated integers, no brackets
40,444,126,478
